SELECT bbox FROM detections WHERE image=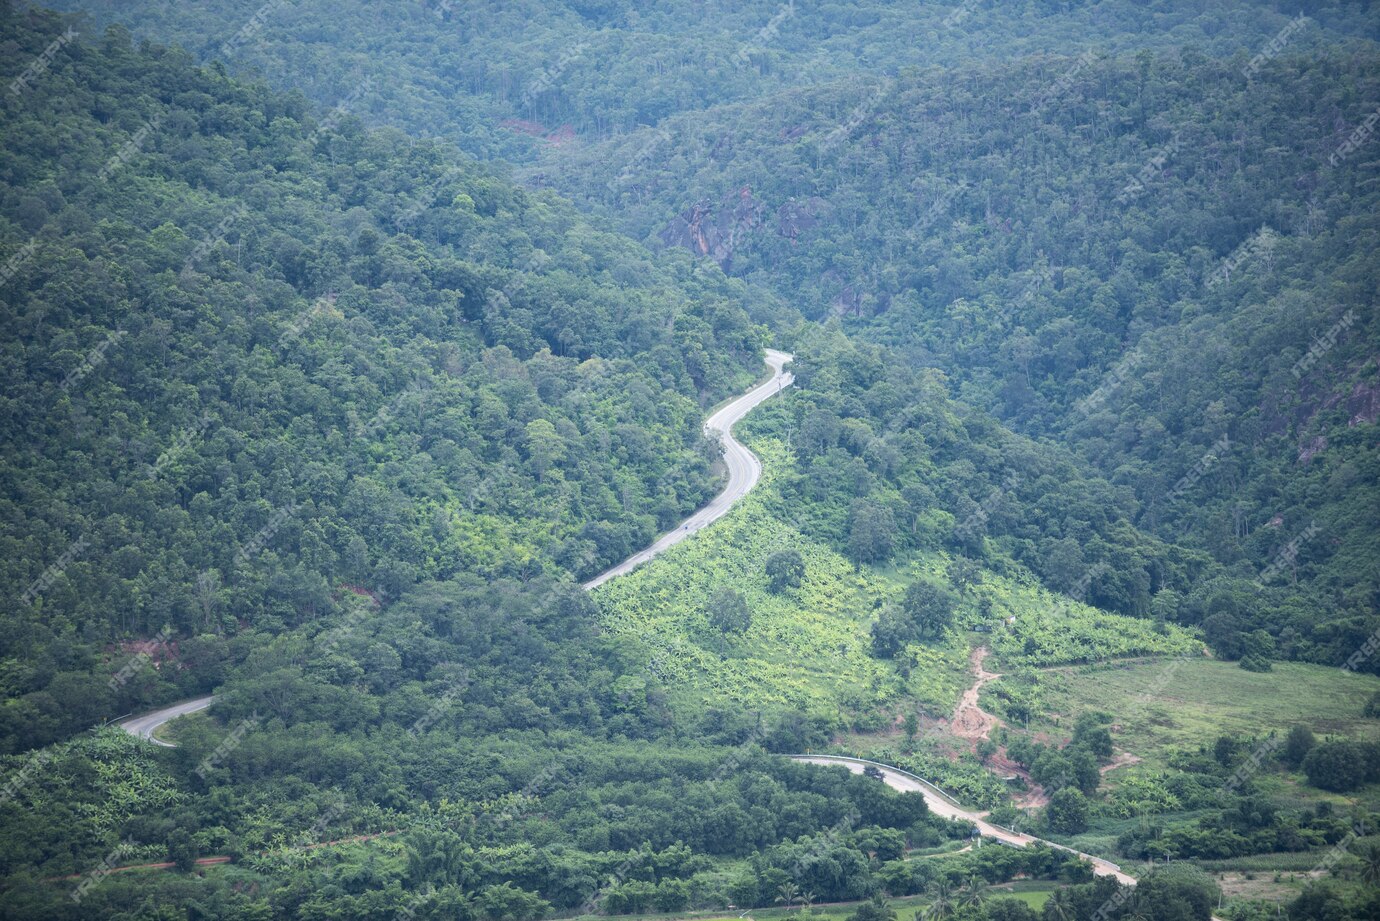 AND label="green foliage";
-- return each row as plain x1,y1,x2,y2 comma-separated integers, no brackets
0,8,764,752
591,444,913,716
764,549,805,594
708,587,752,635
1284,725,1316,769
902,581,957,640
1301,739,1380,793
5,3,1380,920
552,42,1380,670
1045,788,1089,835
845,895,896,921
